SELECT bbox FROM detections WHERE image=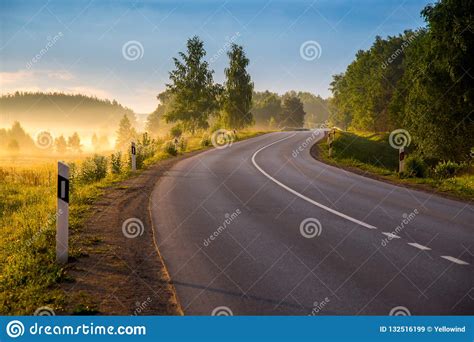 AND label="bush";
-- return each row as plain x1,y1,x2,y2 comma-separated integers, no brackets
201,134,211,147
404,156,427,178
170,125,183,139
110,152,122,174
164,141,178,156
433,161,467,179
177,137,187,152
80,155,108,182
